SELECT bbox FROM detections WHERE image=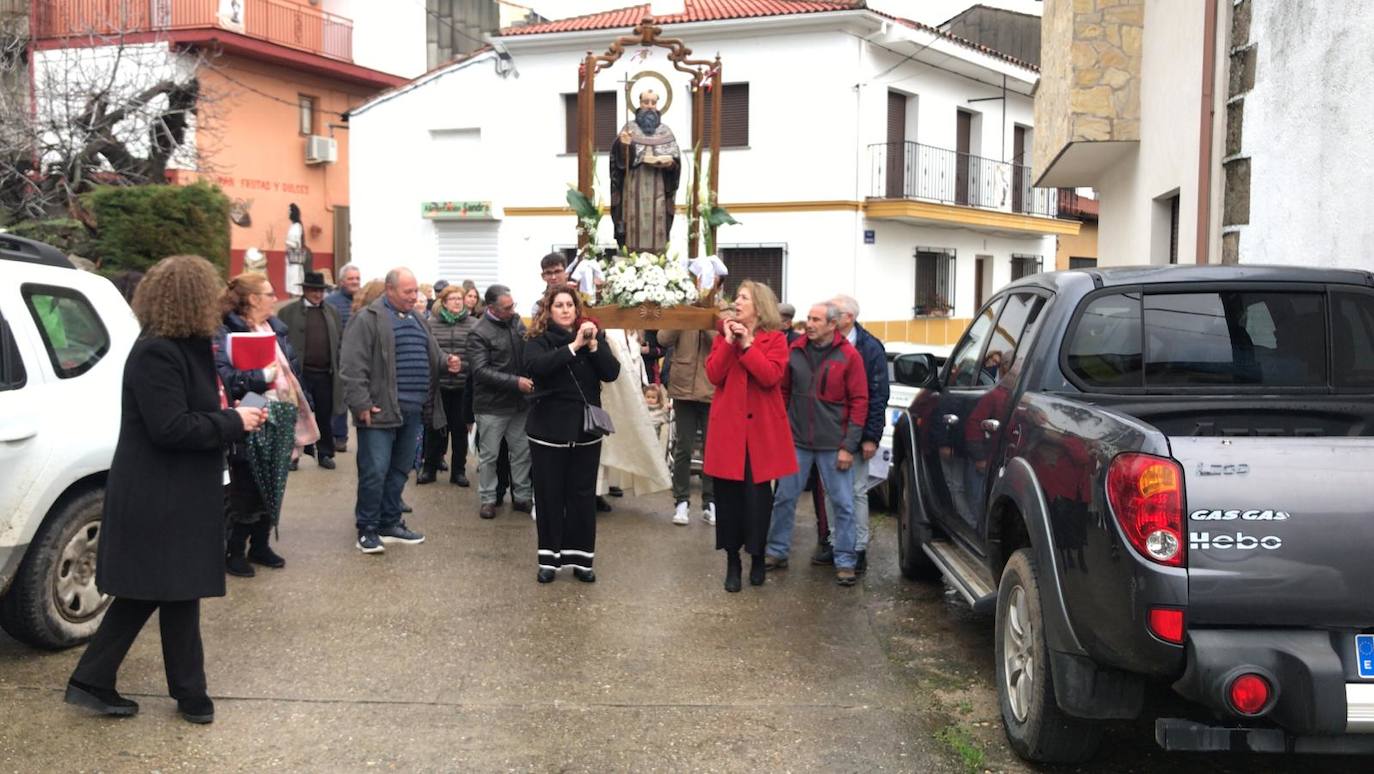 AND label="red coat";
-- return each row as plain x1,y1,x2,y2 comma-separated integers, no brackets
703,329,798,483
